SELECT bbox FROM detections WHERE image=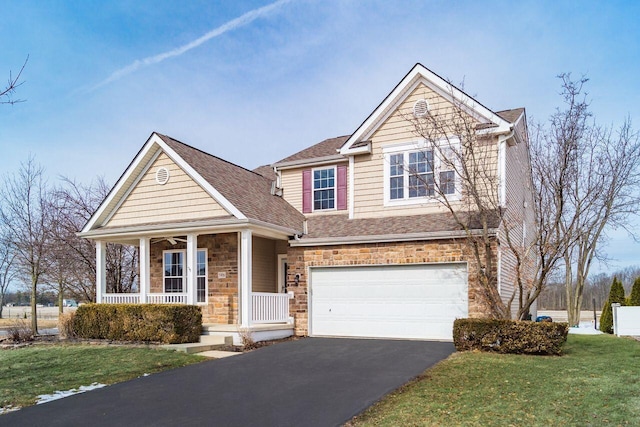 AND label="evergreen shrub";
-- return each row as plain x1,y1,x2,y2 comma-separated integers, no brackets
72,304,202,344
